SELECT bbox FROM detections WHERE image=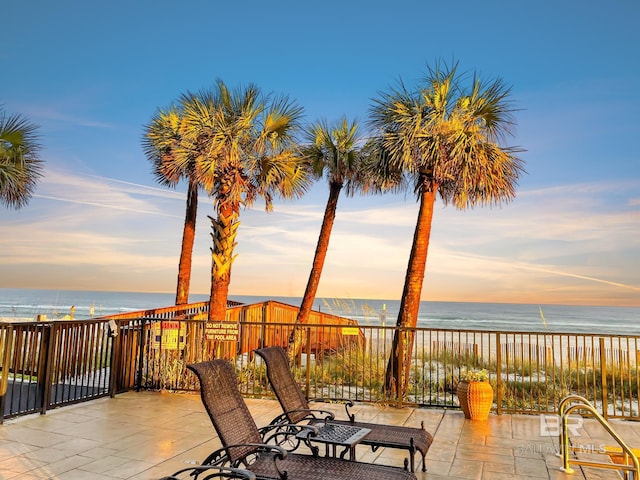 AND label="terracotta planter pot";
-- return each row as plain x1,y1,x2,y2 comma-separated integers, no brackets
457,380,493,421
